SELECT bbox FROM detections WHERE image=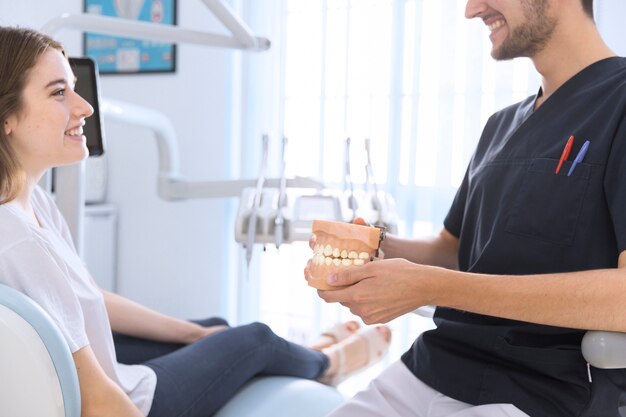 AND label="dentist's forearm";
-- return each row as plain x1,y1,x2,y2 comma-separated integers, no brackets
382,228,459,270
433,263,626,332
